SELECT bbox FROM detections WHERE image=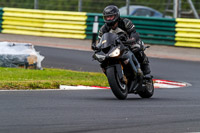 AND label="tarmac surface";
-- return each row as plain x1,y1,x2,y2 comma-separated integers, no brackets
1,34,200,133
0,33,200,62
